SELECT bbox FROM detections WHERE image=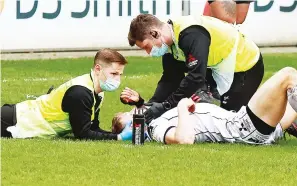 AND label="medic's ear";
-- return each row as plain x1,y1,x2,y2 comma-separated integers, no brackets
150,30,159,39
94,63,102,72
